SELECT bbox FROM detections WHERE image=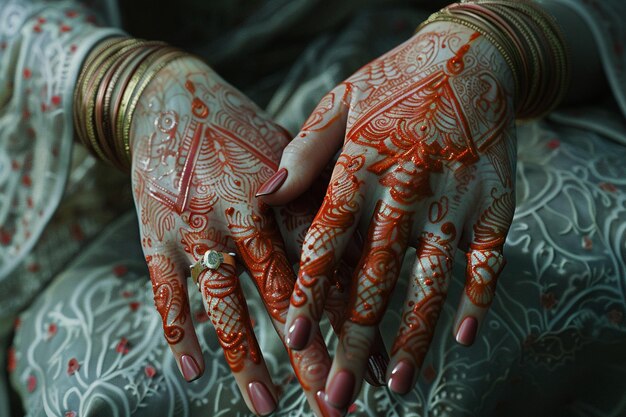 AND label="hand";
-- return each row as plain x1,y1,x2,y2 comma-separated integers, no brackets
130,56,289,415
260,21,517,413
129,56,339,415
